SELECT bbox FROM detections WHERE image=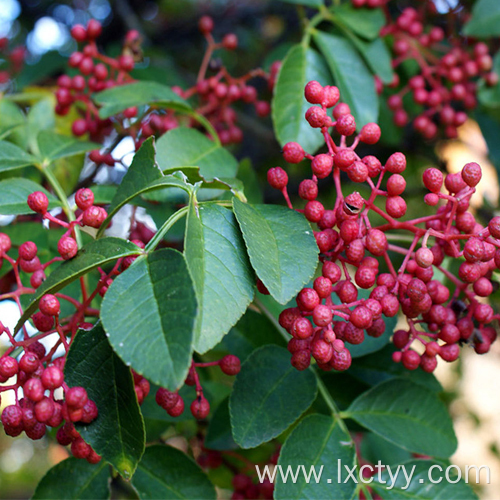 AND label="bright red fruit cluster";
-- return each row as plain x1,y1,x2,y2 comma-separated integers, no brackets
0,37,26,85
269,80,499,374
380,6,498,139
55,18,275,156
